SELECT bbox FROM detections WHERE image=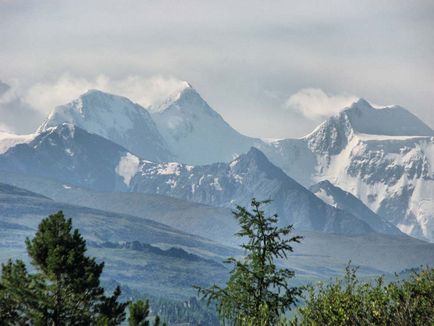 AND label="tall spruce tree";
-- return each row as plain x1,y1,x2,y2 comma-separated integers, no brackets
0,211,127,324
196,199,302,326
